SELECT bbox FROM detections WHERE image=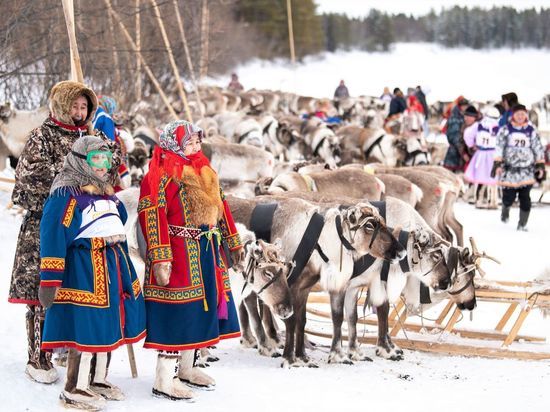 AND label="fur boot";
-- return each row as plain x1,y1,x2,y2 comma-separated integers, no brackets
25,305,58,384
152,353,195,401
90,352,124,401
178,350,216,390
60,350,106,411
